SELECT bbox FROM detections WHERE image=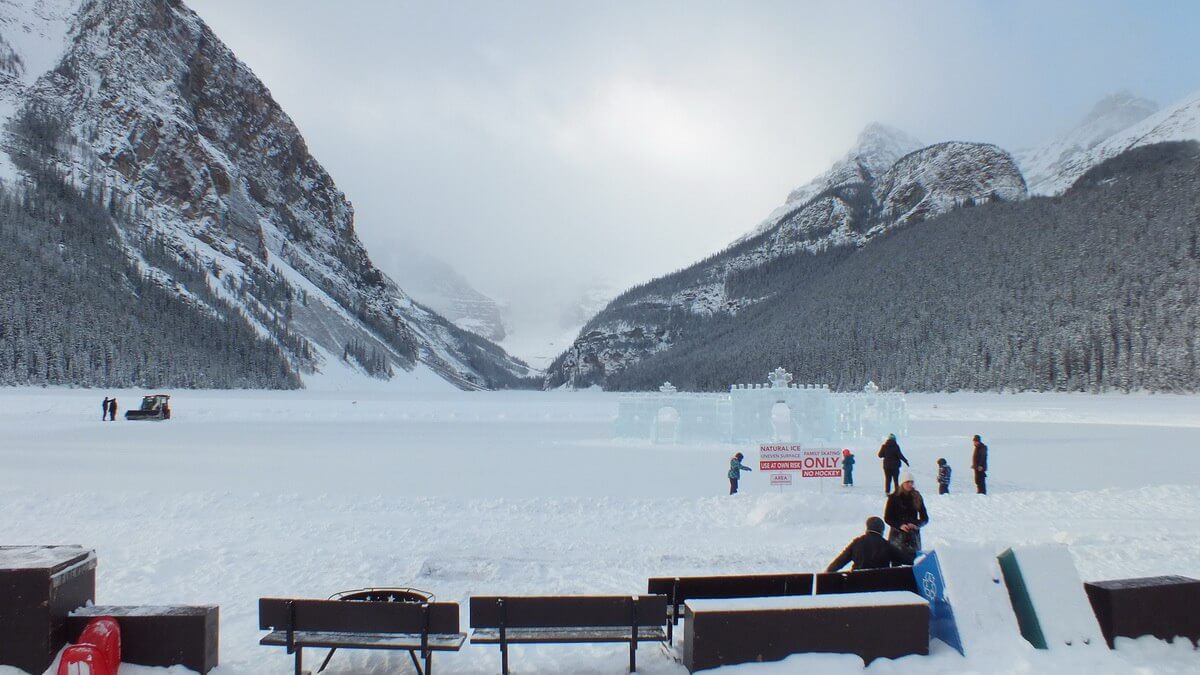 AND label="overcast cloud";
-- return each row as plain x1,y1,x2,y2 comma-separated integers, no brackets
186,0,1200,321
